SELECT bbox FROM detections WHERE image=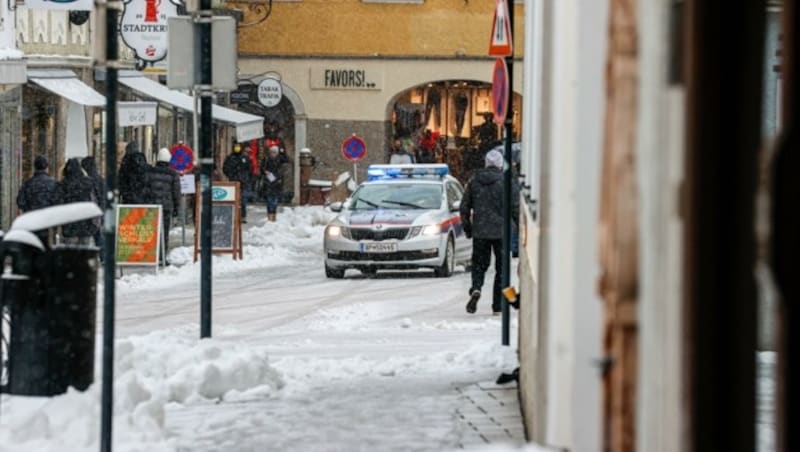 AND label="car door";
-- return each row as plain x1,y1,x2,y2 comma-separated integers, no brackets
446,180,471,261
